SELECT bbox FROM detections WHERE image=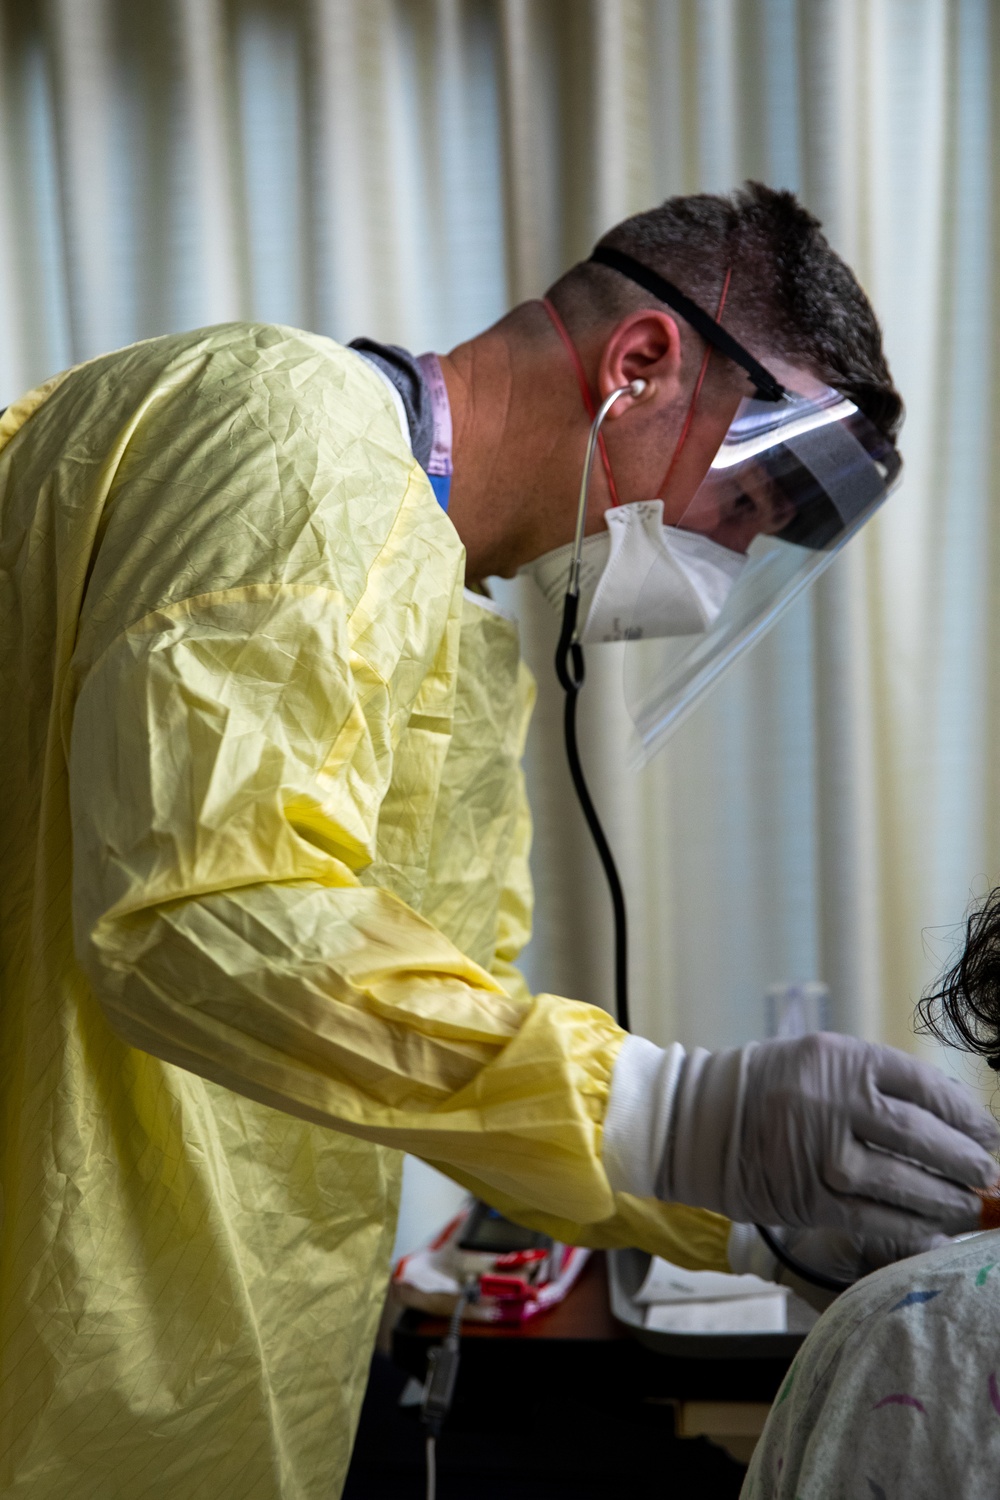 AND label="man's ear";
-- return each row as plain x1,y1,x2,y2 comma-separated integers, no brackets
597,310,684,416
